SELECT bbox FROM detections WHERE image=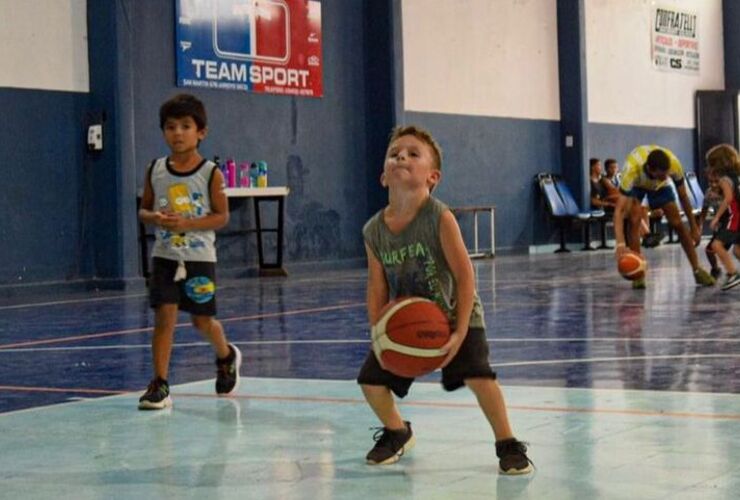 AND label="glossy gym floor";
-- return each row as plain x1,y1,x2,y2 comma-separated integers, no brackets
0,243,738,499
